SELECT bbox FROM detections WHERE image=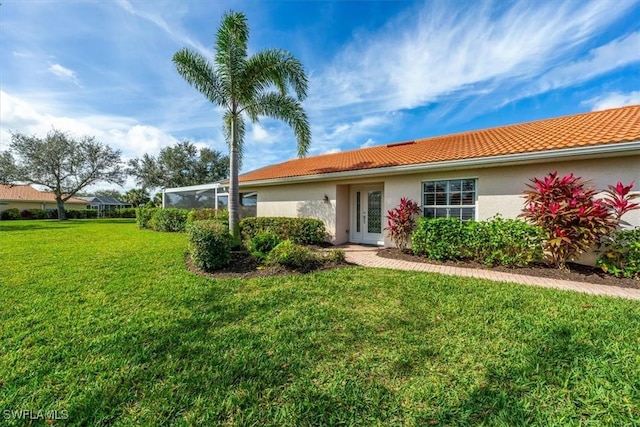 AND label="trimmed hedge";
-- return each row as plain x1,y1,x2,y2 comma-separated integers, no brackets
1,208,101,220
412,216,544,267
149,208,189,232
187,220,232,272
186,208,228,226
240,217,327,245
135,207,159,229
247,231,281,260
1,209,20,220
